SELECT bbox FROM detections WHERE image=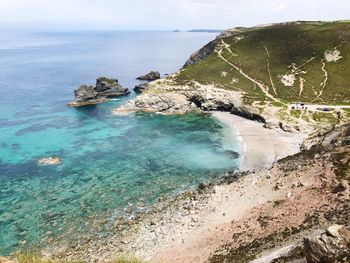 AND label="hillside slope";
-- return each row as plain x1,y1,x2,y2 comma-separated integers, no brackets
177,21,350,106
117,21,350,129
